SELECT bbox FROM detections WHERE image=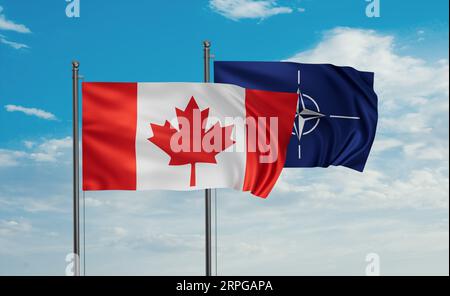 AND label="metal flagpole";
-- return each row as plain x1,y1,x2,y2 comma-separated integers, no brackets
72,61,81,276
203,41,212,277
